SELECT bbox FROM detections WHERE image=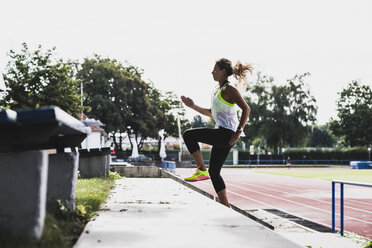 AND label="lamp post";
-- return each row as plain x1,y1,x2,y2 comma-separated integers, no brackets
368,147,371,161
126,126,131,148
177,115,182,162
80,81,84,119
